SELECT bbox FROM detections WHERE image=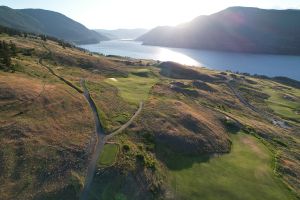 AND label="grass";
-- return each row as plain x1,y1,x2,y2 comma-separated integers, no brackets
89,173,126,200
105,74,158,105
1,34,299,199
0,64,93,199
98,144,119,167
164,132,295,200
262,86,300,122
85,80,136,131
